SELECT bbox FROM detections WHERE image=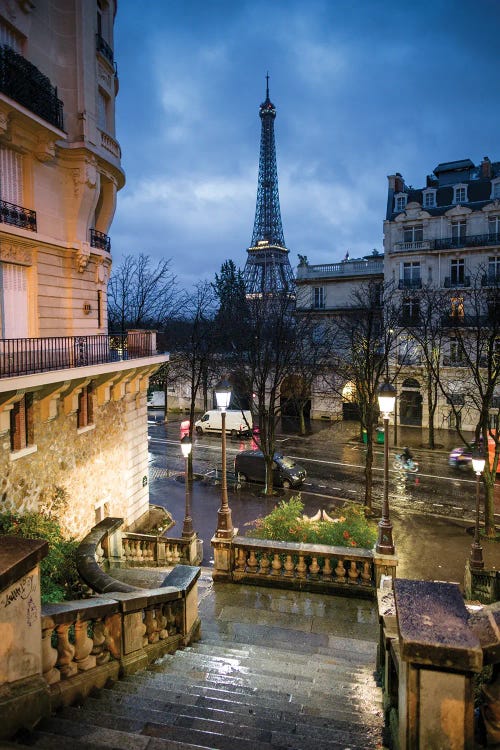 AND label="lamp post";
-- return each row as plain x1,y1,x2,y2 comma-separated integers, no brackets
470,448,486,570
180,434,194,538
376,381,397,555
214,379,233,539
